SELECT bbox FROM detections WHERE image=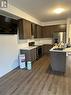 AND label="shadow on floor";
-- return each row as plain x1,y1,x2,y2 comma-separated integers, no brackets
46,64,65,76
